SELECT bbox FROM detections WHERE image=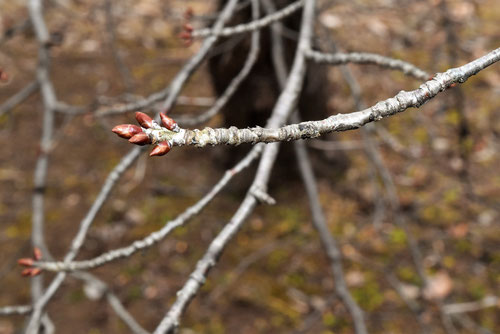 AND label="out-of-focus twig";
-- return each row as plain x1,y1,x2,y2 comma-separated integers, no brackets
305,49,430,80
25,0,258,329
25,0,59,331
264,1,368,331
153,0,315,332
75,272,150,334
192,0,303,38
103,0,135,92
134,47,500,149
35,145,262,272
0,81,39,116
443,296,498,314
0,305,31,316
176,0,262,126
